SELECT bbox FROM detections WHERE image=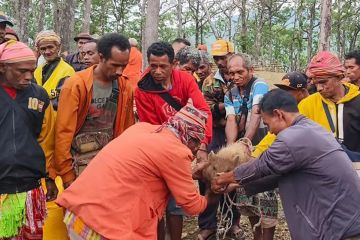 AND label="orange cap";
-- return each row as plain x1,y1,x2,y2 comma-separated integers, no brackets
211,39,234,56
